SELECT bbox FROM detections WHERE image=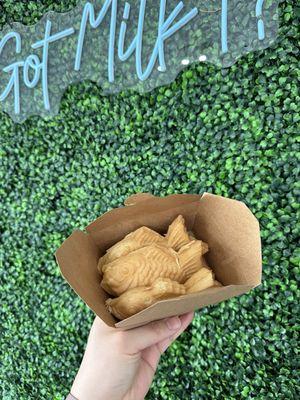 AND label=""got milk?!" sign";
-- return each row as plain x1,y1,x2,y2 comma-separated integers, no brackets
0,0,278,122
